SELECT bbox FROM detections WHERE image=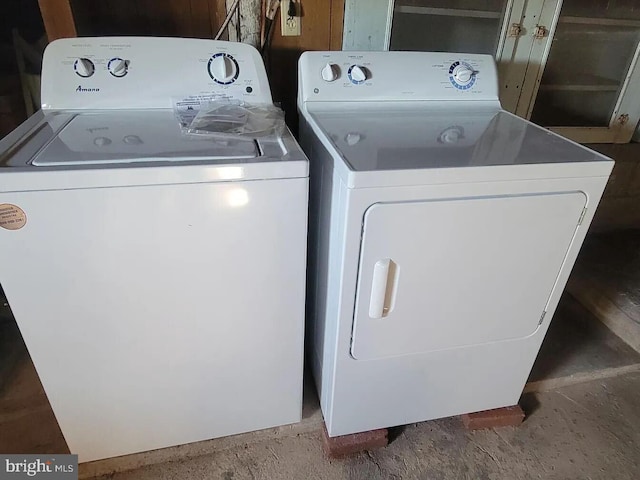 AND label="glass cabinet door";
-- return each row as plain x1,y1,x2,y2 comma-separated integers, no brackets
342,0,640,142
342,0,531,112
524,0,640,142
389,1,509,54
